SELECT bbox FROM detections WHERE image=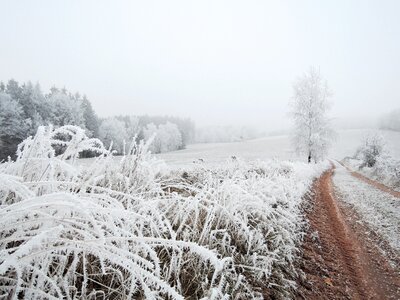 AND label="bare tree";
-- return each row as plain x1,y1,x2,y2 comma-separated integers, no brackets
290,68,334,163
